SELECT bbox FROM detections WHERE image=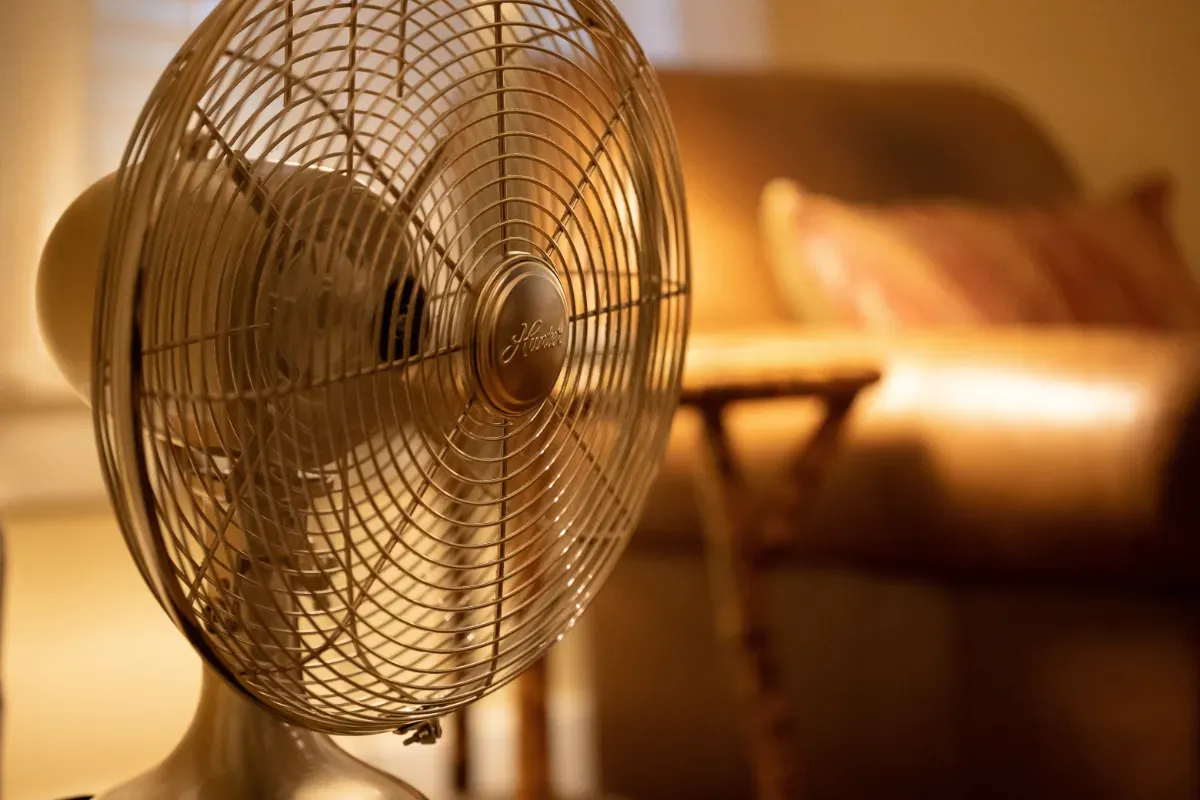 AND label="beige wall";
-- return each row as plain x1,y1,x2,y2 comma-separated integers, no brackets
0,0,93,402
3,511,203,800
769,0,1200,269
